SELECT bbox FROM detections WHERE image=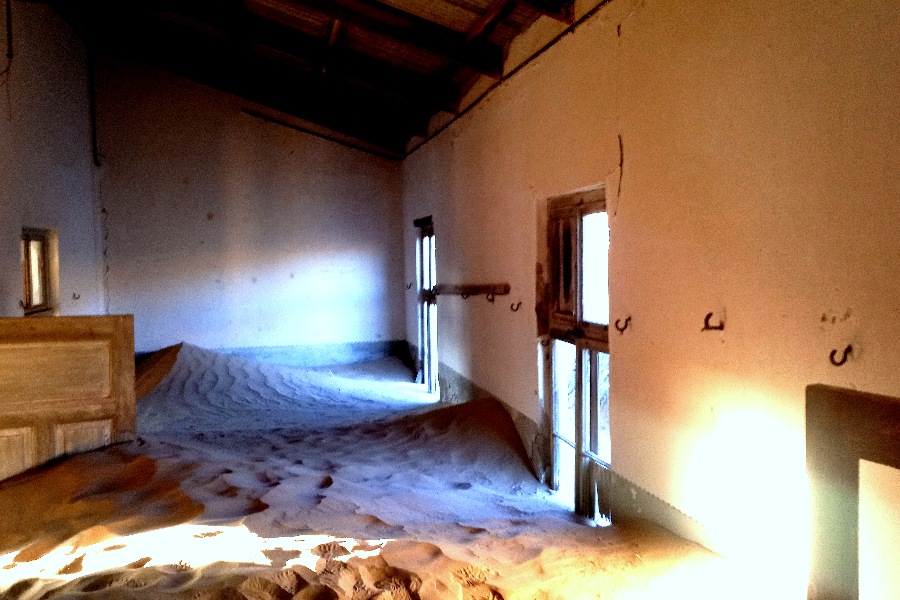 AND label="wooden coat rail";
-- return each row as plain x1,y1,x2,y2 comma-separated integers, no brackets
433,283,510,298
